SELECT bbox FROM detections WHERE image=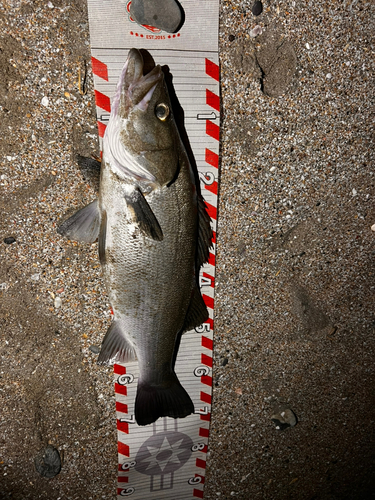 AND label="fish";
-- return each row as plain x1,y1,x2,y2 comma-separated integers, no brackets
58,48,213,426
